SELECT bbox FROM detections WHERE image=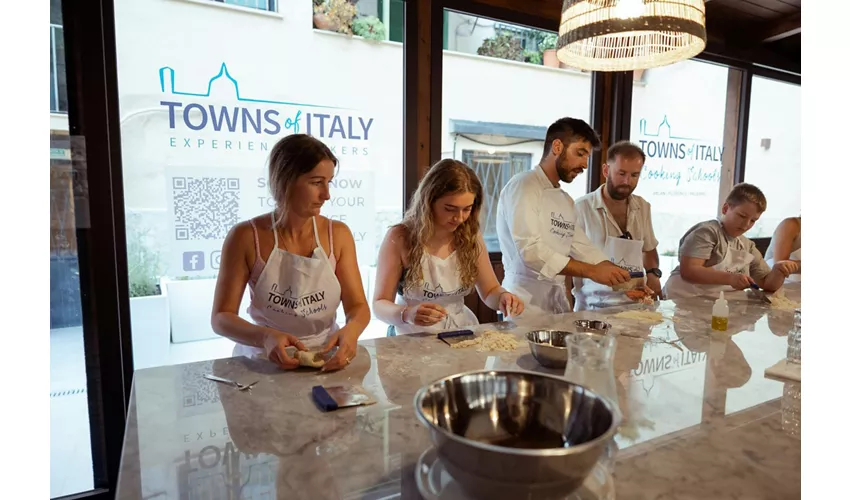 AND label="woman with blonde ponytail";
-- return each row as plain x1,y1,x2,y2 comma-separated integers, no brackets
373,159,524,335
